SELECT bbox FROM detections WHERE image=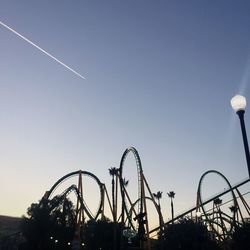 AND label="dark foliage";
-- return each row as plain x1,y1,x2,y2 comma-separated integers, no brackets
161,218,222,250
84,218,113,250
230,222,250,250
83,218,129,250
19,196,75,250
